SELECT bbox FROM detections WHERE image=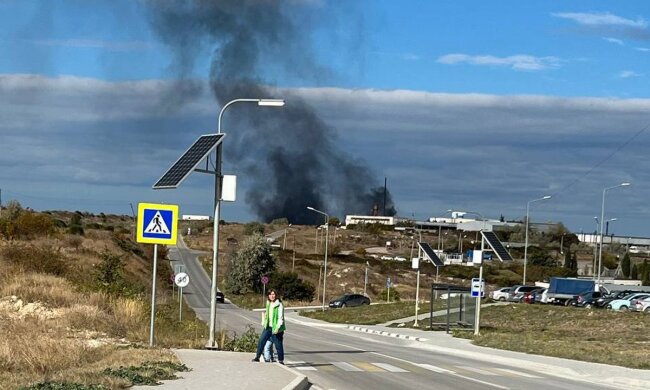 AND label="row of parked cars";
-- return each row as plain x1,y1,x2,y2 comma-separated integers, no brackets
490,286,650,312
